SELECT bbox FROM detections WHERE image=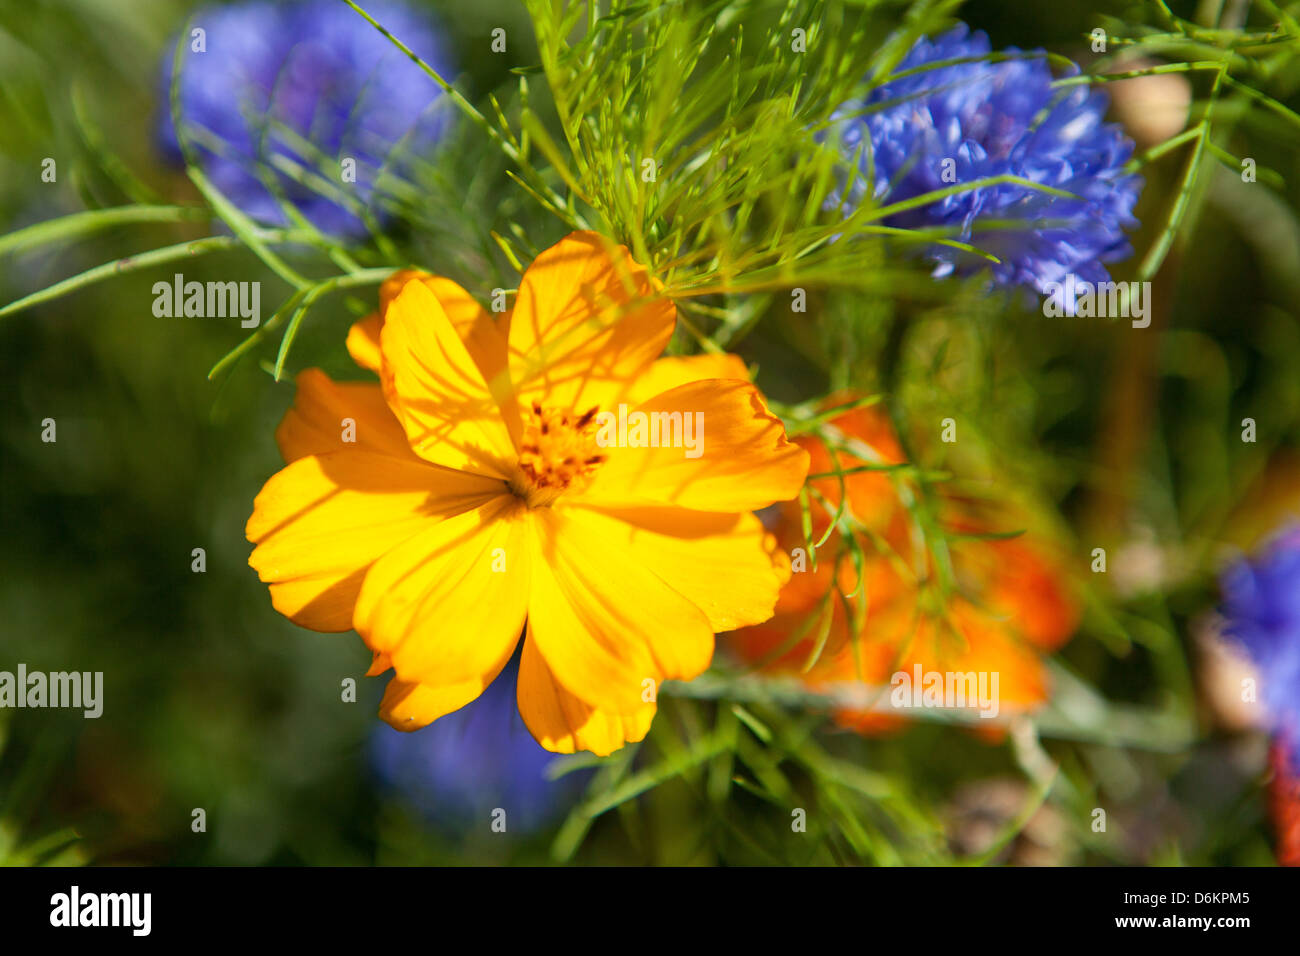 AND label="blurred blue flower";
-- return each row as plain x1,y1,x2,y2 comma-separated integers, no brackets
828,23,1141,303
1221,526,1300,765
158,0,451,238
369,658,580,834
